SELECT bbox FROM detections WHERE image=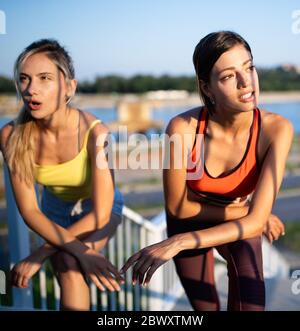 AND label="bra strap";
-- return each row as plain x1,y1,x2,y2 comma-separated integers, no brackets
83,119,102,148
